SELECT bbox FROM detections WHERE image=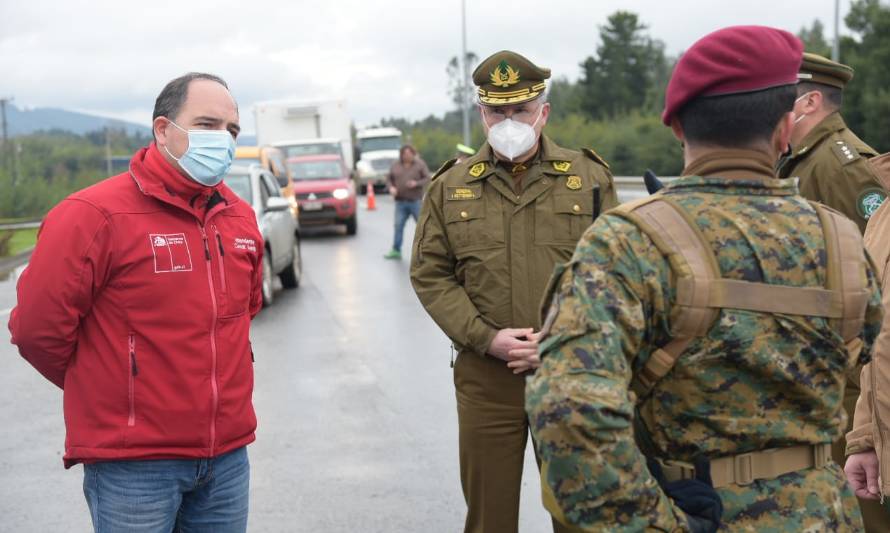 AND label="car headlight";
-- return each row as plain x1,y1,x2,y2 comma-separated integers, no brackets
332,188,350,200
